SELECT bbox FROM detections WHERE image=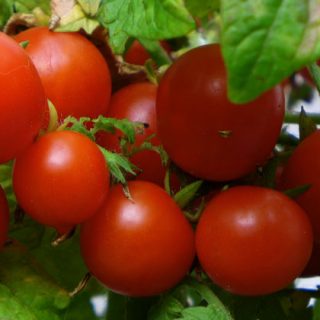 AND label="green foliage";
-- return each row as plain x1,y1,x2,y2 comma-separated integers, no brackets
185,0,220,18
98,0,195,53
221,0,320,103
